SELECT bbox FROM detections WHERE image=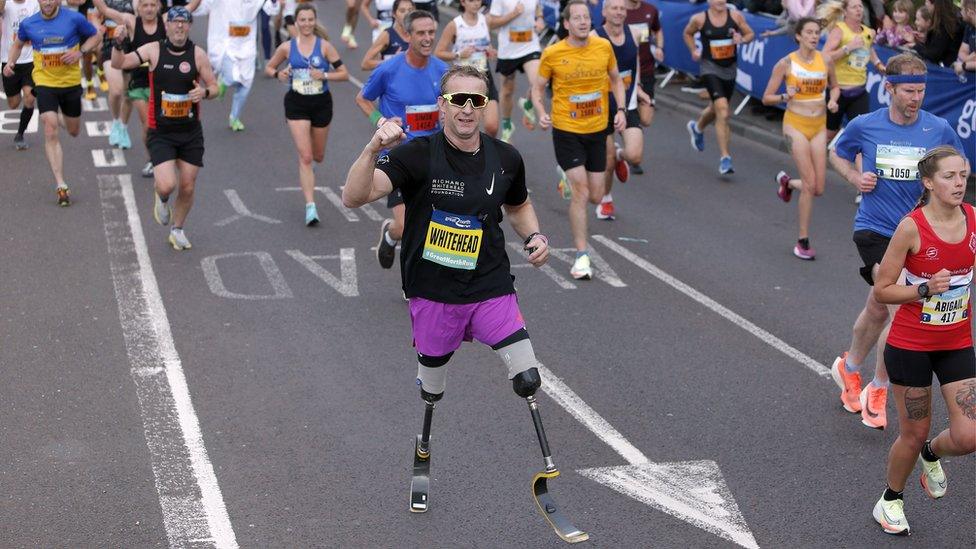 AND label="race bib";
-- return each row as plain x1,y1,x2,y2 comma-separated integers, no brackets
40,46,67,69
709,38,735,60
509,26,533,43
628,22,649,43
920,286,970,326
423,210,483,270
460,51,488,72
619,69,633,89
405,104,438,133
875,145,926,180
848,47,869,69
291,68,324,95
229,21,251,37
792,67,826,96
569,91,602,119
161,92,192,118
